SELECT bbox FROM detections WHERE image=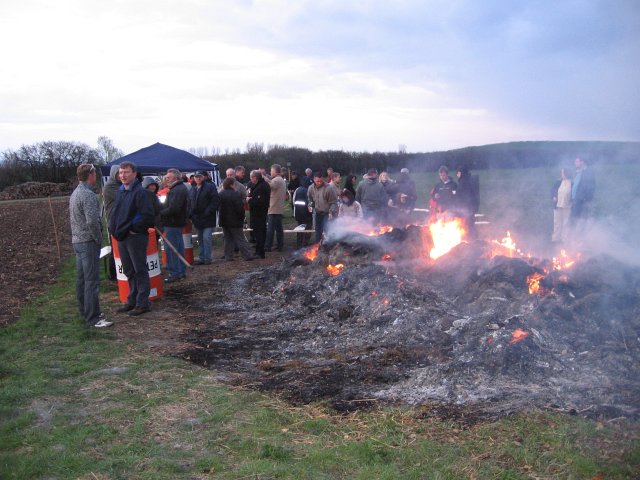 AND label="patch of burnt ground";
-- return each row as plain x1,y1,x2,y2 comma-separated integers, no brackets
175,233,640,422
